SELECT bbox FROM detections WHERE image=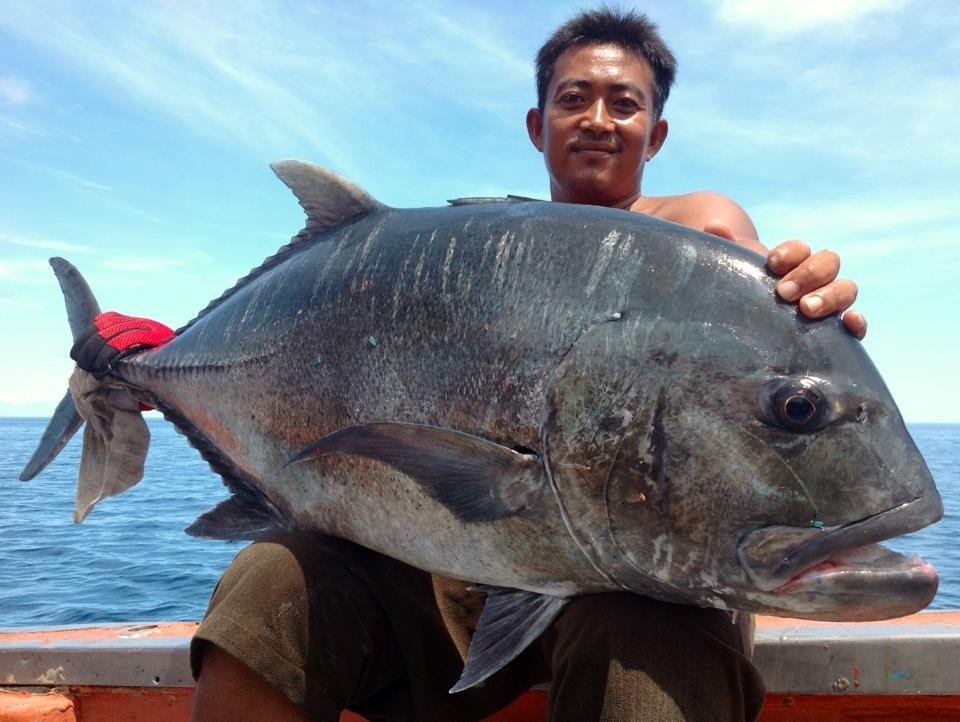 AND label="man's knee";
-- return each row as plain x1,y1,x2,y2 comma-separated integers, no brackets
551,593,736,655
544,594,765,722
191,644,316,722
191,533,403,715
